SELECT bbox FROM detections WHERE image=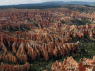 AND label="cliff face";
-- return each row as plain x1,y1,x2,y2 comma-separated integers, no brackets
16,43,28,62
